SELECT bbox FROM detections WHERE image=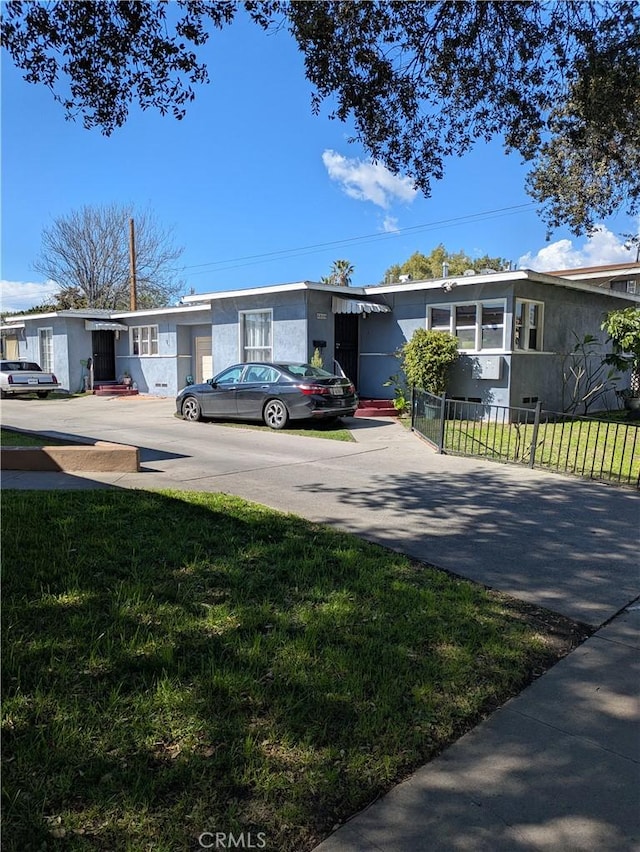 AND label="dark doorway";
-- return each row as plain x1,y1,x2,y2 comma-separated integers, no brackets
92,331,116,381
334,313,359,388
